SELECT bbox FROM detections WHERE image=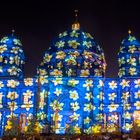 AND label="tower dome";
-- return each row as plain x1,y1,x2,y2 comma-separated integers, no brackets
118,30,140,78
0,31,25,79
37,13,106,77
